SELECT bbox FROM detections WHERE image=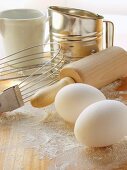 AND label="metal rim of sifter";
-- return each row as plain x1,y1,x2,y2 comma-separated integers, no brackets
49,6,104,19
